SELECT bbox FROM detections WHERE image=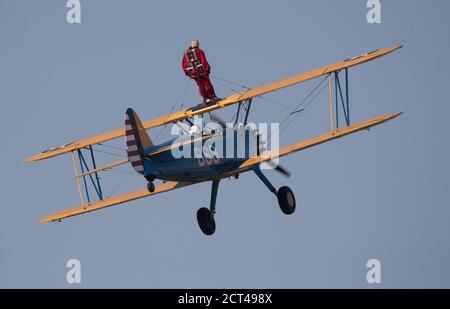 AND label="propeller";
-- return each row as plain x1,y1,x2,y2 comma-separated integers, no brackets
209,112,229,128
210,112,291,177
265,160,292,178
